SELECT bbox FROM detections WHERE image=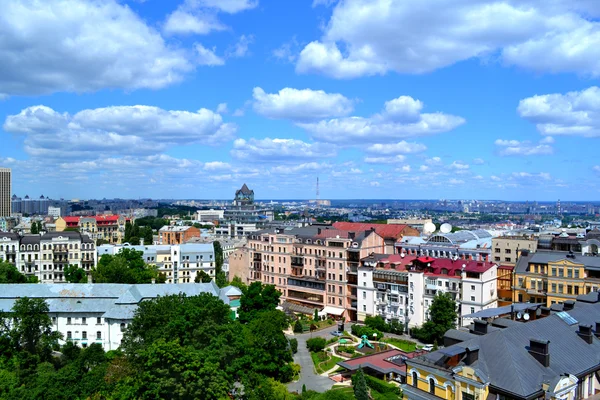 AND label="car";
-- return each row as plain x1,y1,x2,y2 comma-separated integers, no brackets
421,344,434,352
330,331,343,336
